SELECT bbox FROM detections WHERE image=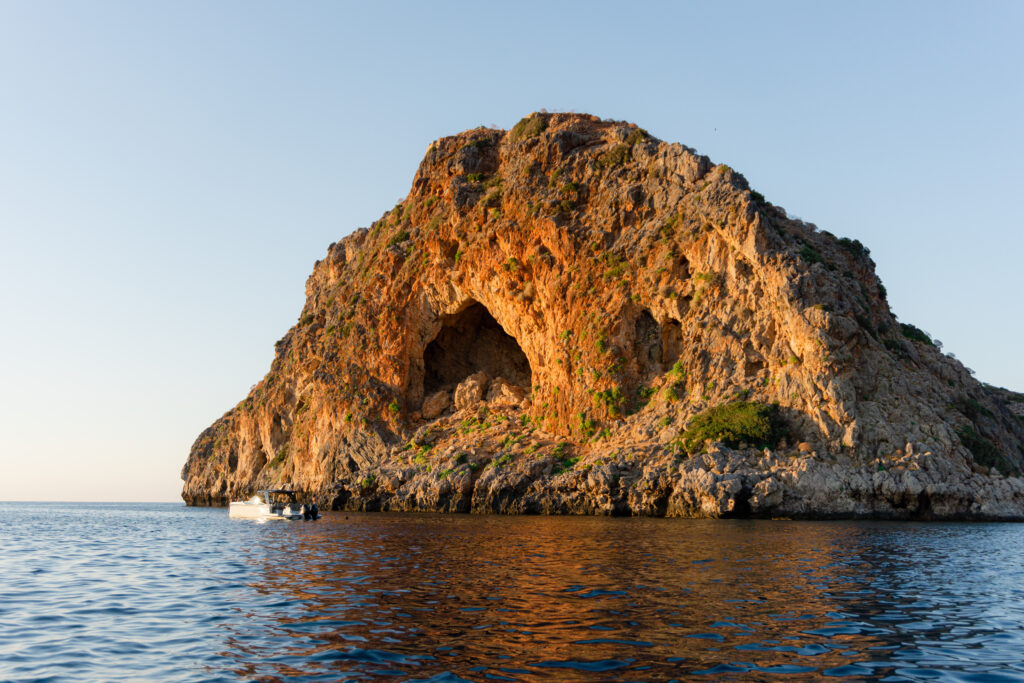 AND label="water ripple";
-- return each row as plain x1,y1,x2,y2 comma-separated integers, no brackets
1,504,1023,681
